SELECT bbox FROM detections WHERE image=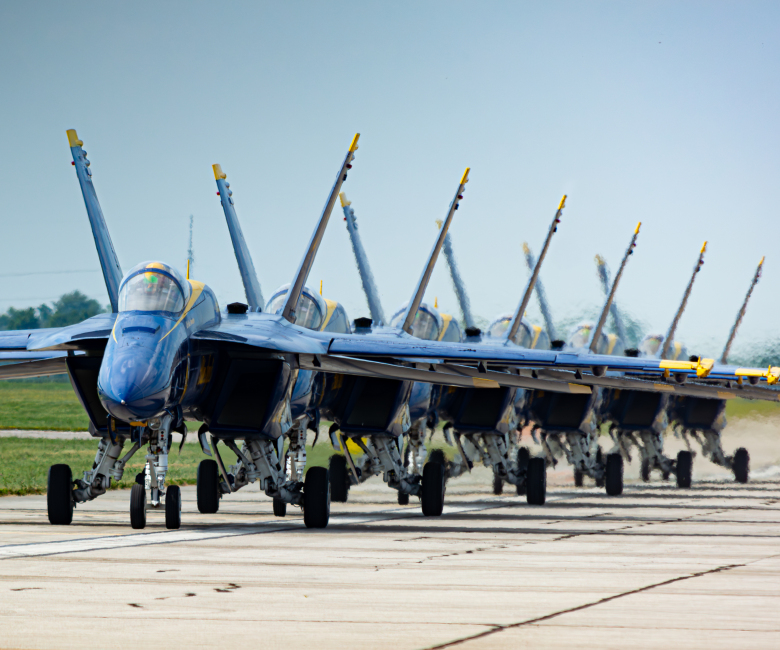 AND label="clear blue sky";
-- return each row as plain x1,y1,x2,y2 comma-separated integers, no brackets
1,1,778,355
